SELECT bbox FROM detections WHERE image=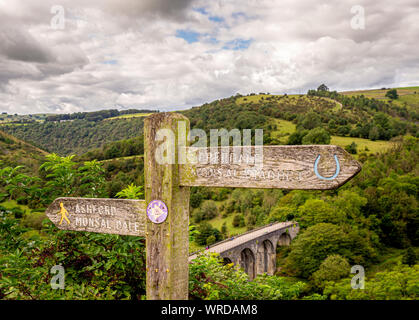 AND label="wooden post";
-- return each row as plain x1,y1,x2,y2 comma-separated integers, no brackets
144,113,190,300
